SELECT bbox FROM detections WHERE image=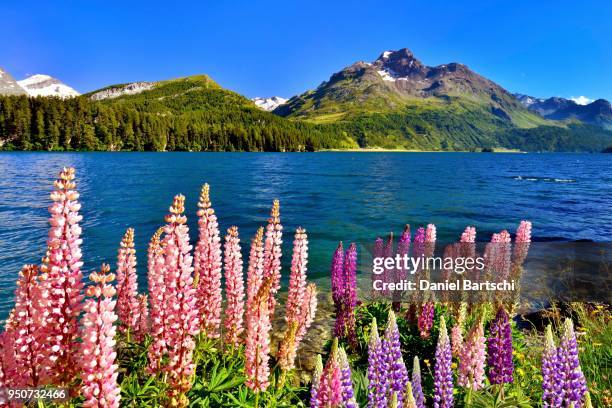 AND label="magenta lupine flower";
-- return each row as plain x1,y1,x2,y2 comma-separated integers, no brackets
263,200,283,316
161,195,200,406
458,319,486,391
542,325,562,407
116,228,140,335
11,265,45,387
279,228,318,371
80,264,120,408
413,227,425,257
310,354,324,408
42,167,85,385
344,243,358,348
396,225,411,281
223,226,245,347
418,301,434,339
433,316,453,408
135,294,149,342
245,276,273,393
147,228,169,373
411,356,425,408
384,311,409,406
367,318,387,408
557,318,587,407
487,307,513,385
193,184,223,338
331,242,345,308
